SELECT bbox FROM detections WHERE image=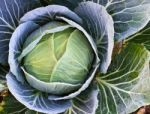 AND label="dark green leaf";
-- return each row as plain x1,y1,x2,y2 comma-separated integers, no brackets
40,0,52,6
0,93,44,114
125,22,150,51
0,93,46,114
0,64,9,80
0,84,5,92
0,94,27,114
96,43,150,114
25,110,44,114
